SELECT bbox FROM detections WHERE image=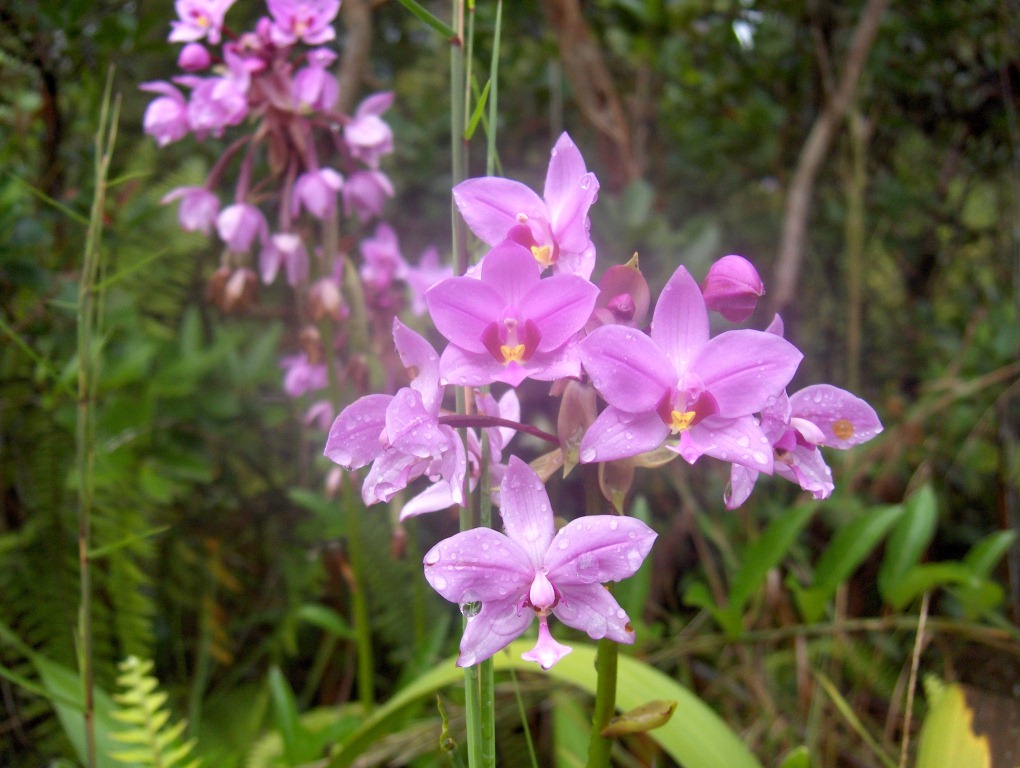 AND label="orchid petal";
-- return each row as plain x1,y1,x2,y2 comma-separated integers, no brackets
545,516,656,586
579,407,669,464
677,415,774,473
426,277,502,352
789,384,884,449
553,583,636,644
385,389,446,459
393,319,442,412
323,394,390,468
776,446,835,499
518,274,599,351
521,615,573,669
498,456,556,567
453,178,548,246
692,330,803,416
650,265,709,373
438,345,510,387
726,465,759,510
478,240,542,306
579,326,675,412
457,600,533,668
362,450,421,505
423,528,533,603
399,480,459,520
